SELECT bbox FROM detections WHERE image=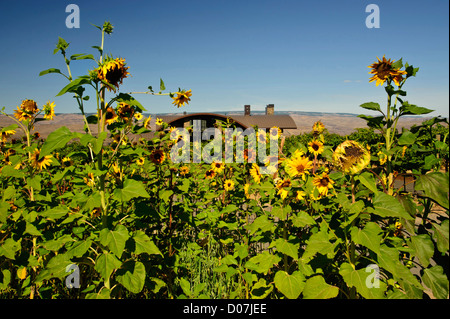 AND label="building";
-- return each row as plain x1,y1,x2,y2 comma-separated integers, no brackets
157,104,297,132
